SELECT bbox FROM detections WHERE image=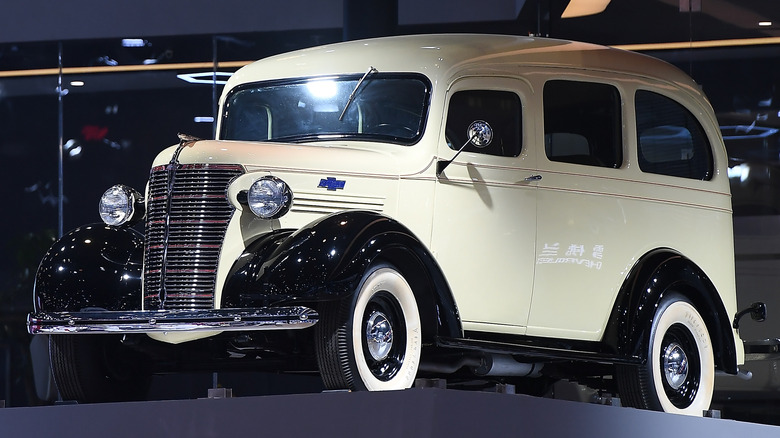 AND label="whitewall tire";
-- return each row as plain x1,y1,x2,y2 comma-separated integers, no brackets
617,293,715,416
316,264,422,391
